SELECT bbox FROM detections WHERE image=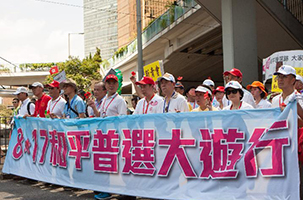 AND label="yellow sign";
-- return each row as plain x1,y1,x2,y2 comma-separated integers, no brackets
271,67,303,92
143,60,163,82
